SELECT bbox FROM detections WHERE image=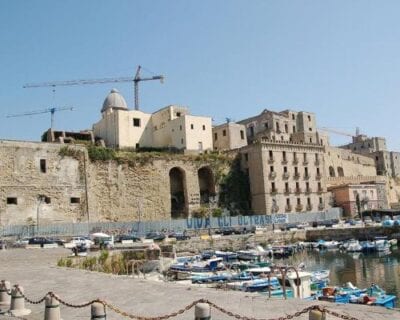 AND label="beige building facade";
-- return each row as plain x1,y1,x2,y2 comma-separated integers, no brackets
93,89,213,152
241,139,328,215
212,122,247,151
